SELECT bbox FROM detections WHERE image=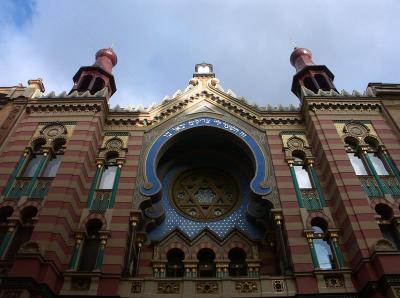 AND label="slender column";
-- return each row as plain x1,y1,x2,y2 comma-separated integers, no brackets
3,151,28,196
307,161,327,207
184,262,197,277
273,211,291,274
306,232,319,269
216,262,229,278
94,235,108,270
382,150,400,182
86,162,103,208
124,214,139,276
68,232,83,270
329,232,345,268
26,150,49,196
135,235,145,277
288,161,304,208
109,163,122,208
0,222,17,258
363,150,386,194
